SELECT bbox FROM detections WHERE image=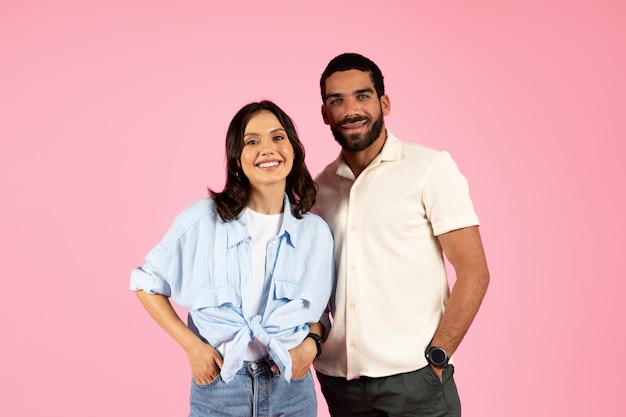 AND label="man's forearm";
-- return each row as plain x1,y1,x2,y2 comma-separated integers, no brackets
430,269,489,356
